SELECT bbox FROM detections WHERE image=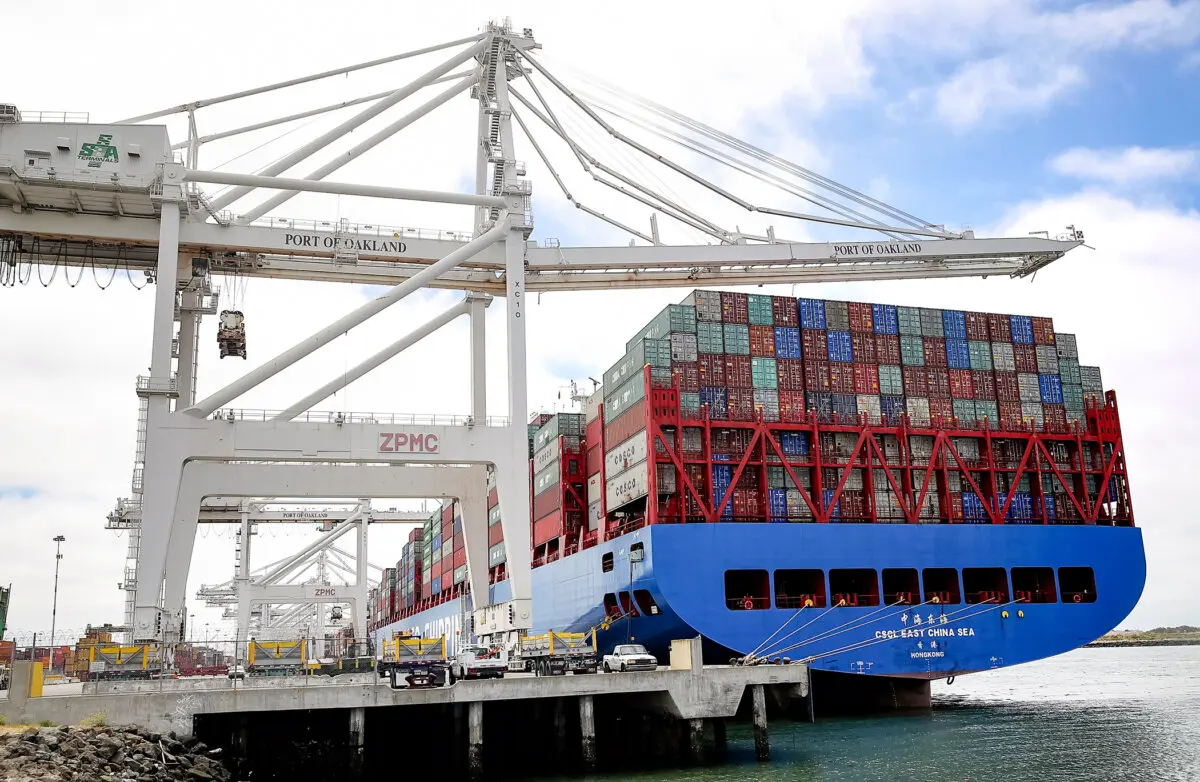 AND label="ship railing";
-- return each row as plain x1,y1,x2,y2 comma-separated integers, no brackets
726,596,771,610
